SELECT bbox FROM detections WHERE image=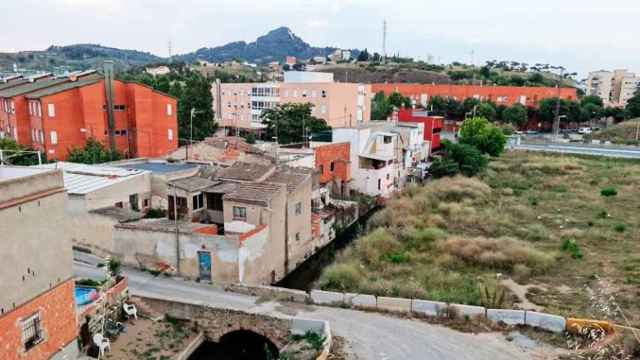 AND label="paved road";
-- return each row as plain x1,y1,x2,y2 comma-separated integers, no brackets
74,256,553,360
515,143,640,159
